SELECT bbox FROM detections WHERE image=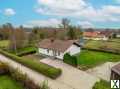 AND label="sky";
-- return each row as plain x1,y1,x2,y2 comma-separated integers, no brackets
0,0,120,28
